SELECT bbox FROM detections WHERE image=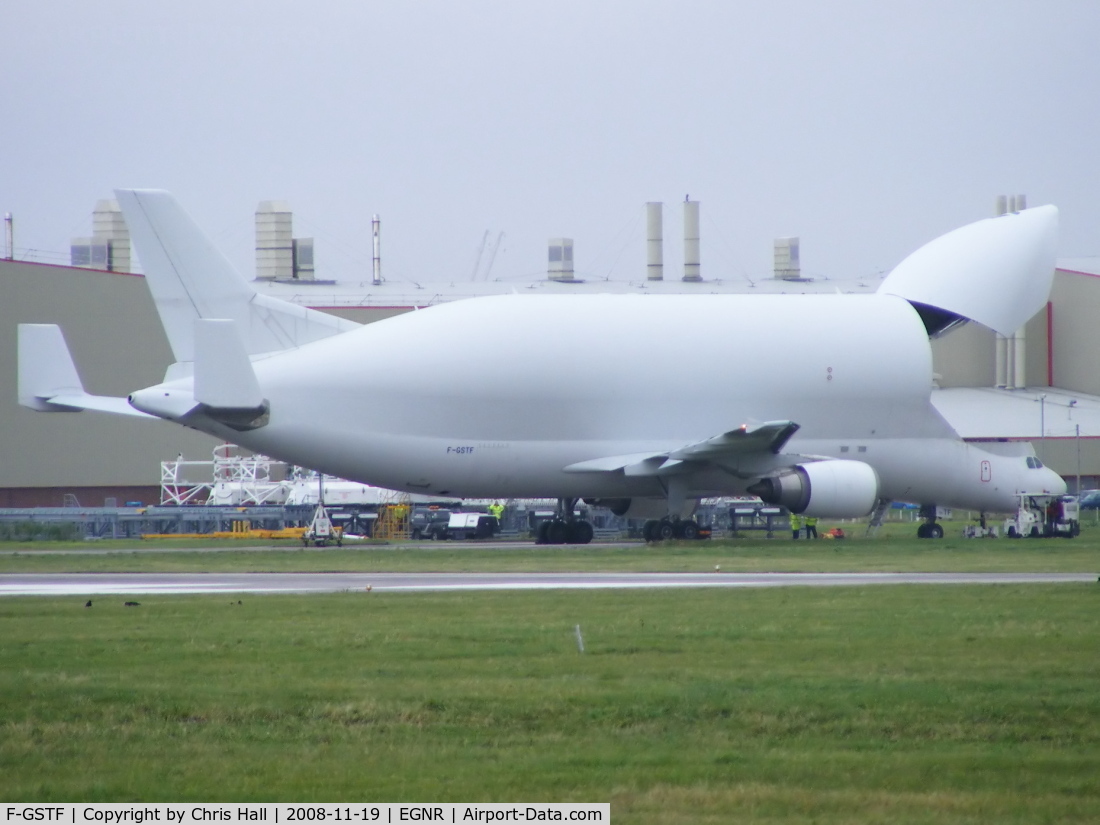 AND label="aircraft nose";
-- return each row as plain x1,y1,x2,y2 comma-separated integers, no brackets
1047,469,1068,496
